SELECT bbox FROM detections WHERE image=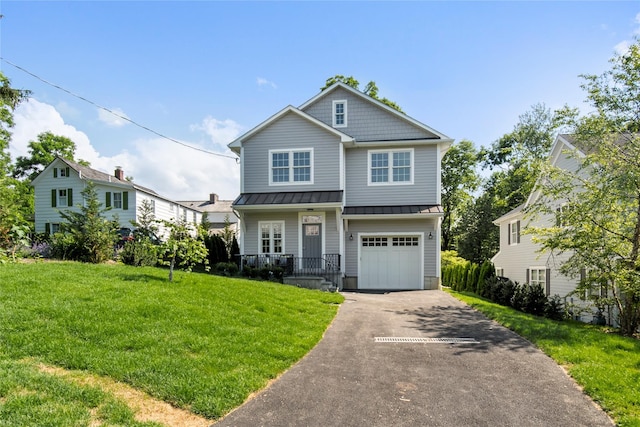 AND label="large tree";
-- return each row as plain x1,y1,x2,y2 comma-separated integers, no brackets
441,139,480,251
0,72,31,257
457,104,560,263
528,41,640,335
13,131,78,181
321,75,404,112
